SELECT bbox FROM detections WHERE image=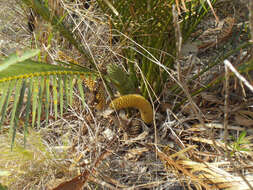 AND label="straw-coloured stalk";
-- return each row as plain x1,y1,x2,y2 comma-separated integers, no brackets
109,94,153,124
